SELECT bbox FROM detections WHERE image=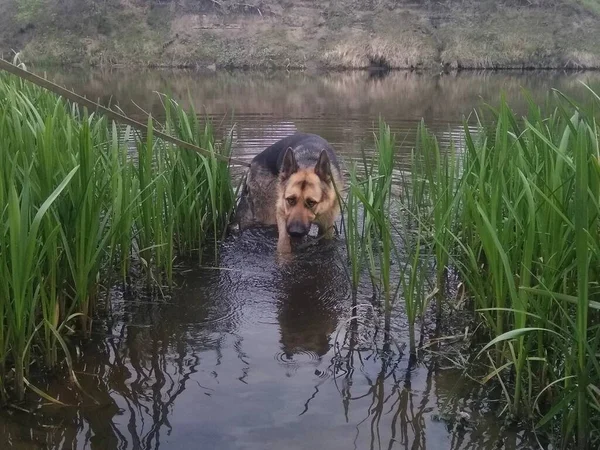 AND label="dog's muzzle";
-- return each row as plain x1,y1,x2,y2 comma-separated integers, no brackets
287,222,310,238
